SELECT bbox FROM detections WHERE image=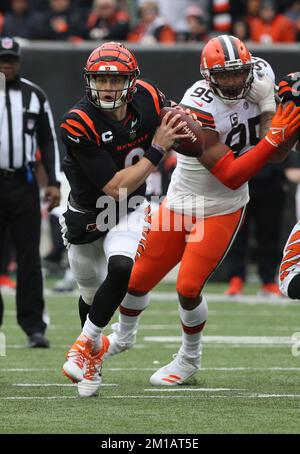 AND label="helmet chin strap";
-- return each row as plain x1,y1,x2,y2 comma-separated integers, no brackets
214,87,244,105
